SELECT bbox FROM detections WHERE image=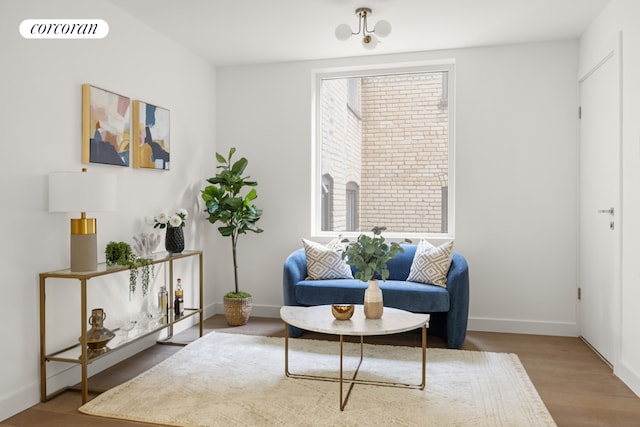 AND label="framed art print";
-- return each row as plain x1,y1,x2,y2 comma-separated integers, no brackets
82,84,131,167
132,100,170,170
